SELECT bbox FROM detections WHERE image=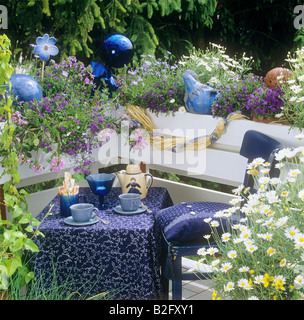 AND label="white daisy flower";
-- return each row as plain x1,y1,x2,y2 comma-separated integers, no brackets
240,229,252,241
197,248,207,256
294,233,304,248
221,233,231,242
220,262,233,273
207,247,219,256
227,250,237,259
232,184,244,196
254,275,264,284
237,278,250,289
210,220,220,227
239,266,249,272
266,247,276,256
295,133,304,140
284,226,300,240
280,258,287,267
276,216,289,227
245,244,258,254
294,275,304,288
224,282,234,292
288,169,301,177
298,189,304,201
211,259,220,267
